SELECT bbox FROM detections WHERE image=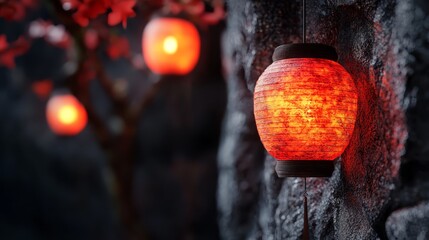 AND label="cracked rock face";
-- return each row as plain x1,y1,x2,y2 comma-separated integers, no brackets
217,0,429,239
